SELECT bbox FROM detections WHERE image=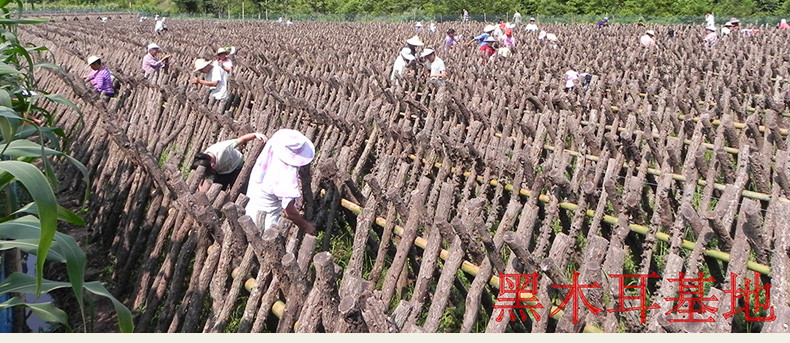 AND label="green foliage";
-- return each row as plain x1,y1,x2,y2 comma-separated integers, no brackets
0,0,132,332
